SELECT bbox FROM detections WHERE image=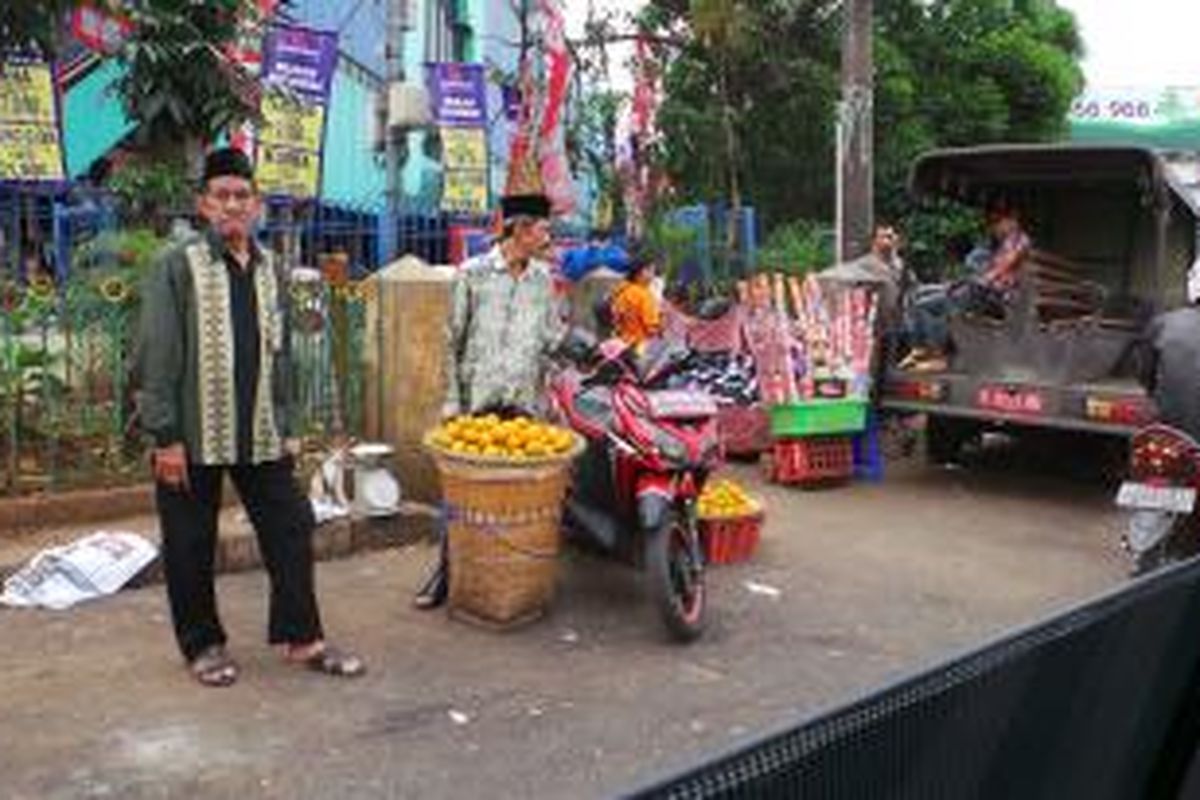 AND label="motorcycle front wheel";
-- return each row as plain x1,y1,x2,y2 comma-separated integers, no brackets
1127,510,1182,577
646,506,706,642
